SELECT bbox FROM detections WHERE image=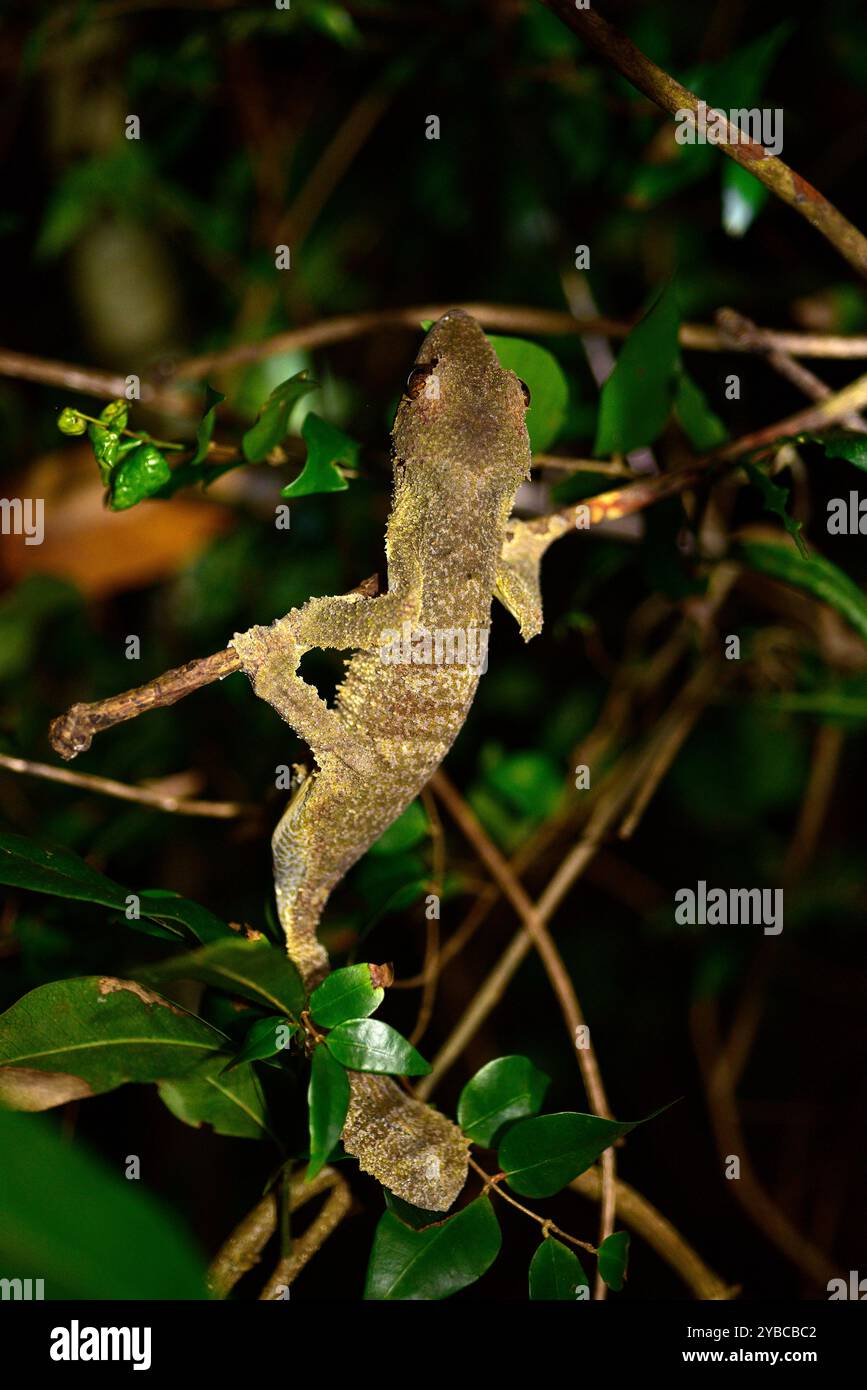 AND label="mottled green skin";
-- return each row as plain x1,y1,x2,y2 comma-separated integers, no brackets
232,311,533,1209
